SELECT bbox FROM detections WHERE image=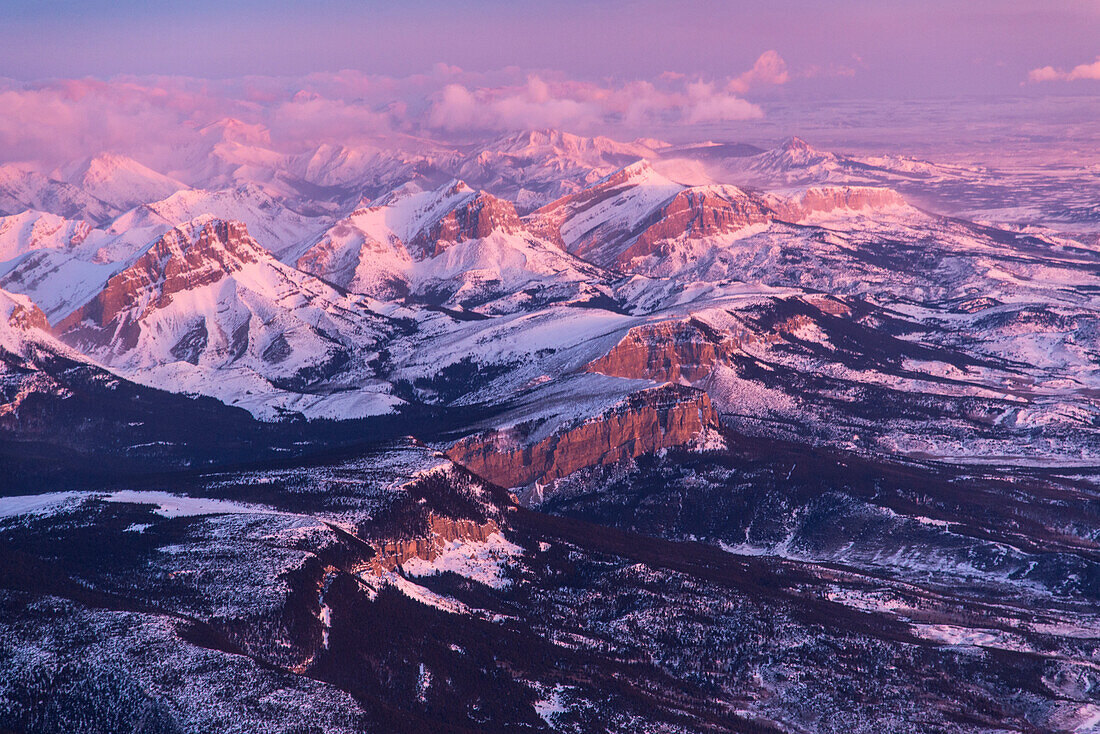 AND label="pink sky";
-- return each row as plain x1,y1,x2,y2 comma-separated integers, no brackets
0,1,1096,168
1,1,1097,97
